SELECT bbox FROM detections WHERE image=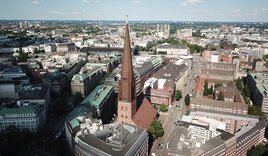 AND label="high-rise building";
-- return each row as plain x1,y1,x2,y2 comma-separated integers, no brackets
117,17,157,129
